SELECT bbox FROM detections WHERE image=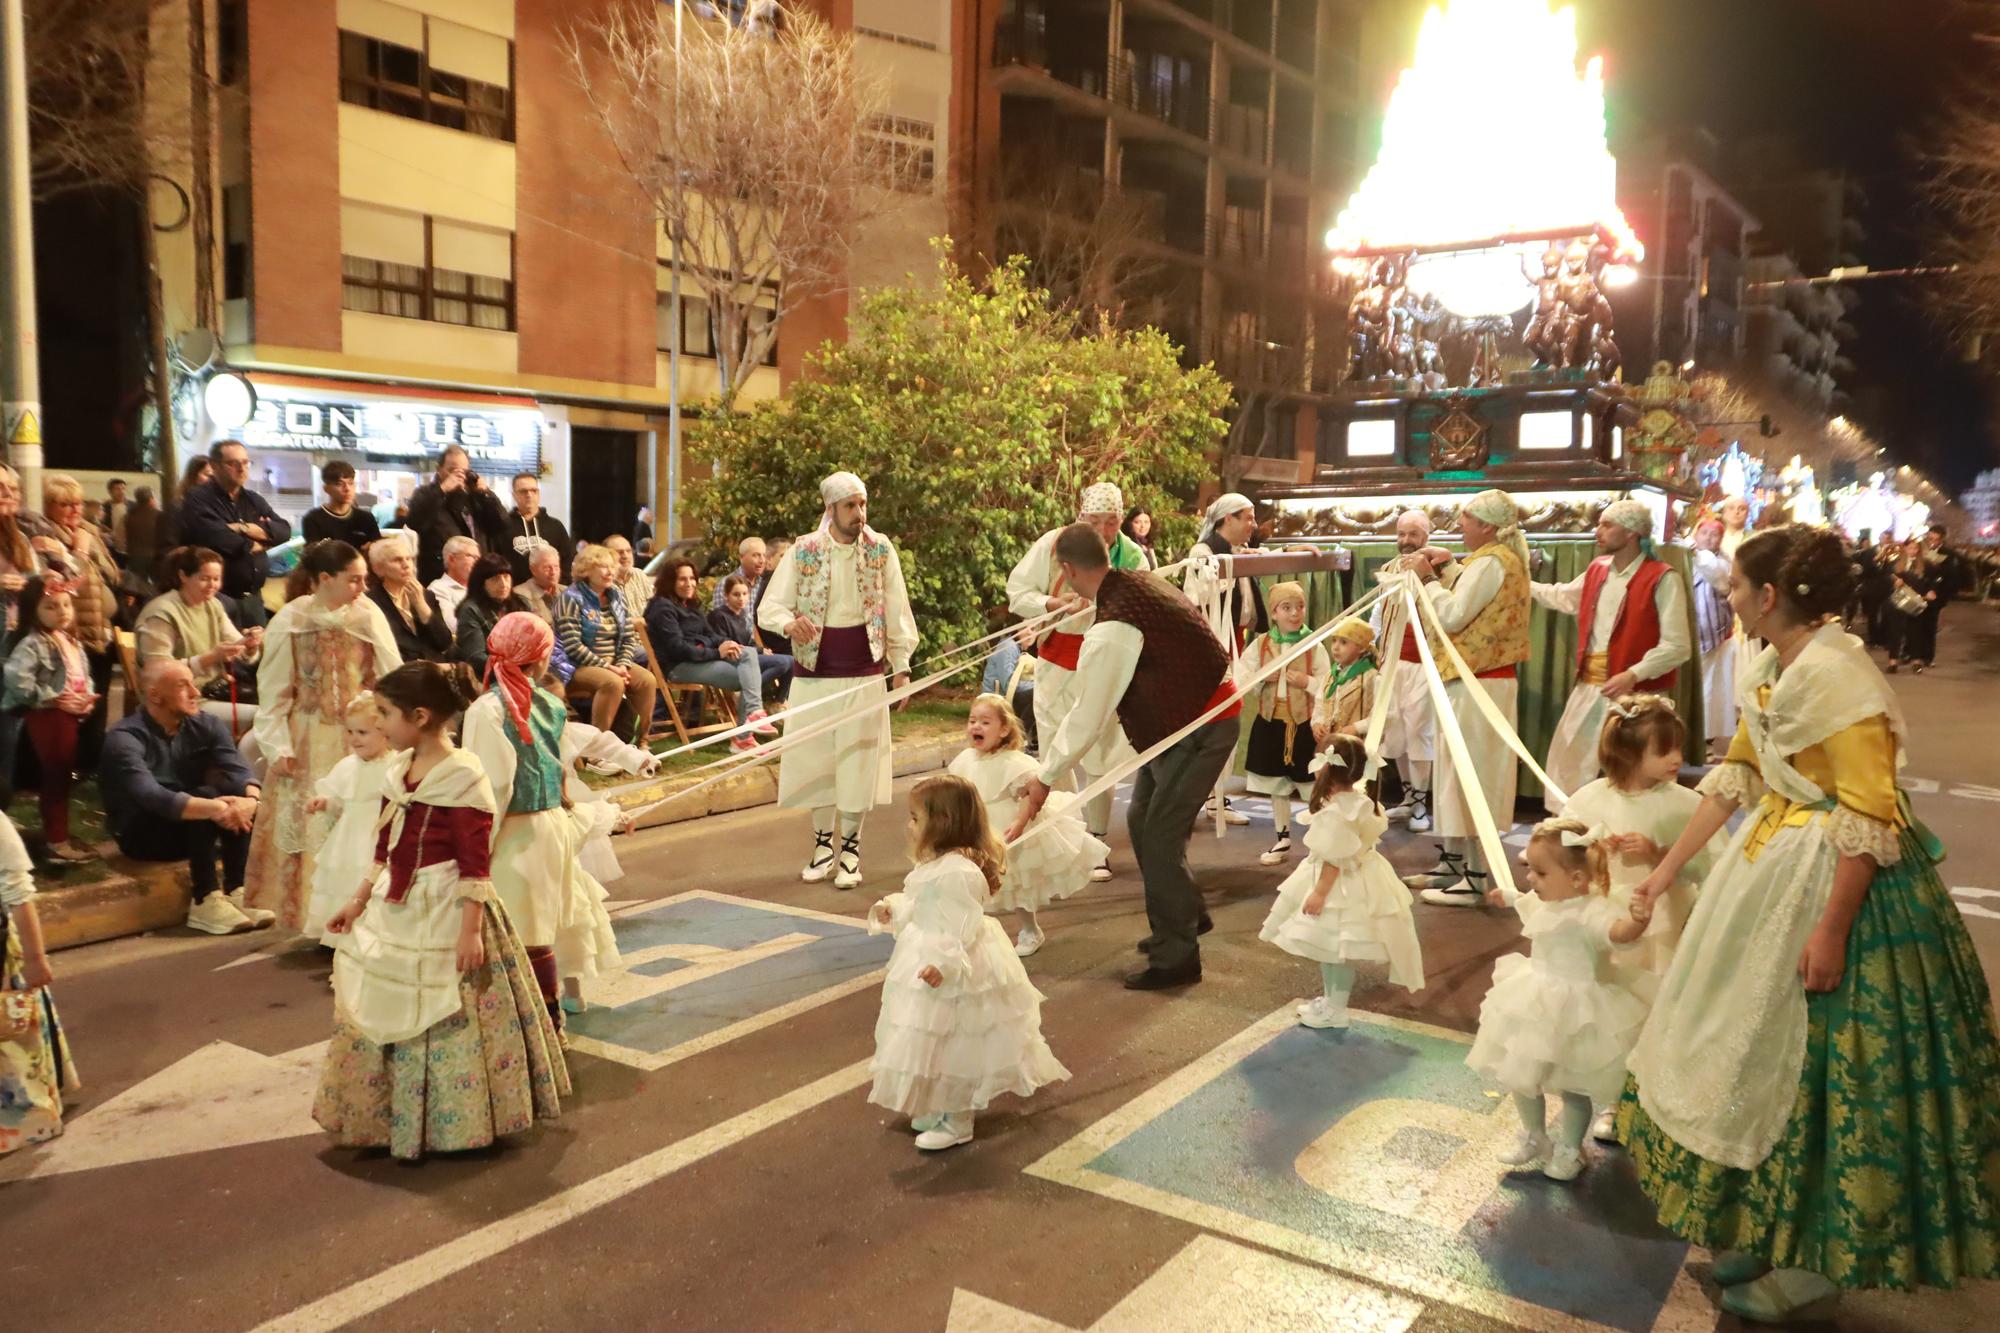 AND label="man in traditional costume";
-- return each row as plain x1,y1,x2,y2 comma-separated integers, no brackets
1402,489,1532,906
1370,509,1442,830
758,473,918,889
1017,526,1241,991
1687,518,1737,760
1530,500,1690,813
1006,482,1146,879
